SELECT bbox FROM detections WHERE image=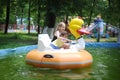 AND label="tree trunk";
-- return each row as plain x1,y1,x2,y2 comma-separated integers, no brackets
117,21,120,43
117,30,120,43
78,0,83,17
45,12,56,39
37,0,41,34
97,28,100,42
88,0,96,26
28,0,31,34
105,22,108,33
4,0,10,34
20,8,23,25
64,14,68,25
